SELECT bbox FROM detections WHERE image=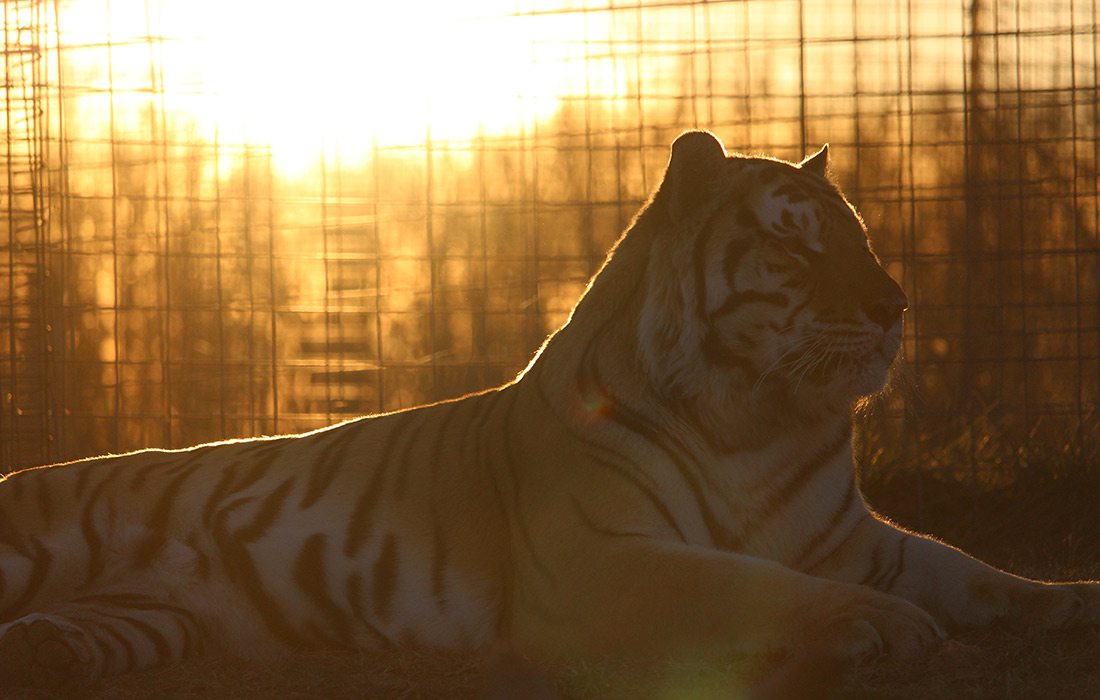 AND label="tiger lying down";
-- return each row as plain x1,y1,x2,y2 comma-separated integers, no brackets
1,131,1097,693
